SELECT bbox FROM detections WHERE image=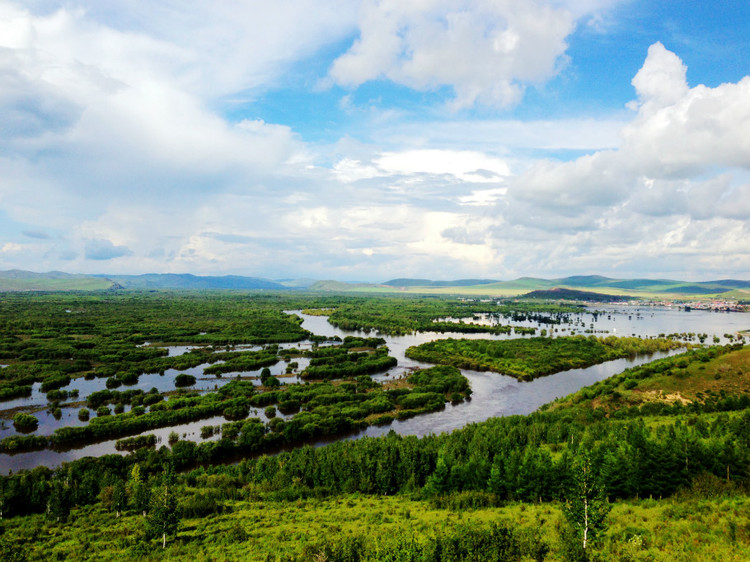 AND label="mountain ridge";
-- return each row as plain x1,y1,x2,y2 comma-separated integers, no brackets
1,269,748,297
